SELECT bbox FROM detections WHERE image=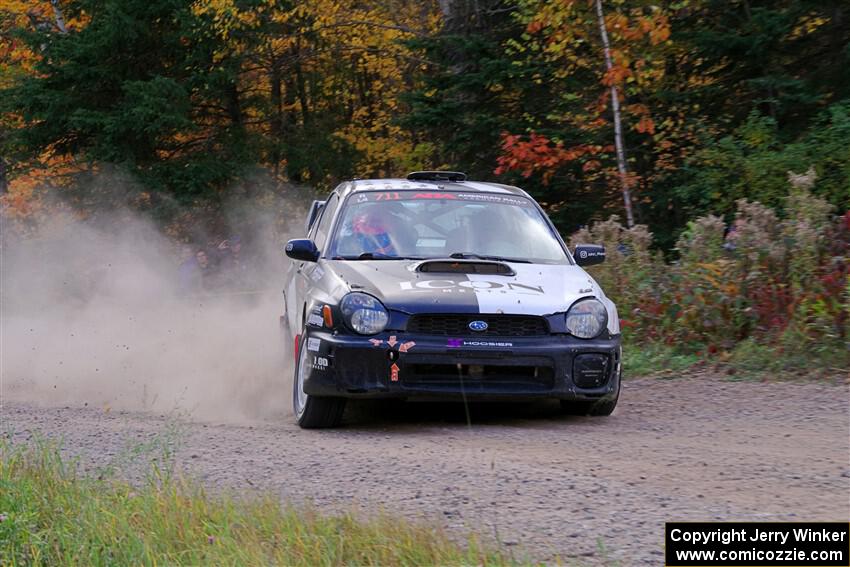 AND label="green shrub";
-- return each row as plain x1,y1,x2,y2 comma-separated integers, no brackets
674,102,850,217
570,217,670,341
573,185,849,375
